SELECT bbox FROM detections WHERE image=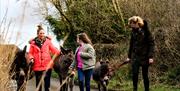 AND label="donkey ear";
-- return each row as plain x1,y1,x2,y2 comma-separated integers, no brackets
66,48,72,53
60,46,67,54
23,45,27,53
